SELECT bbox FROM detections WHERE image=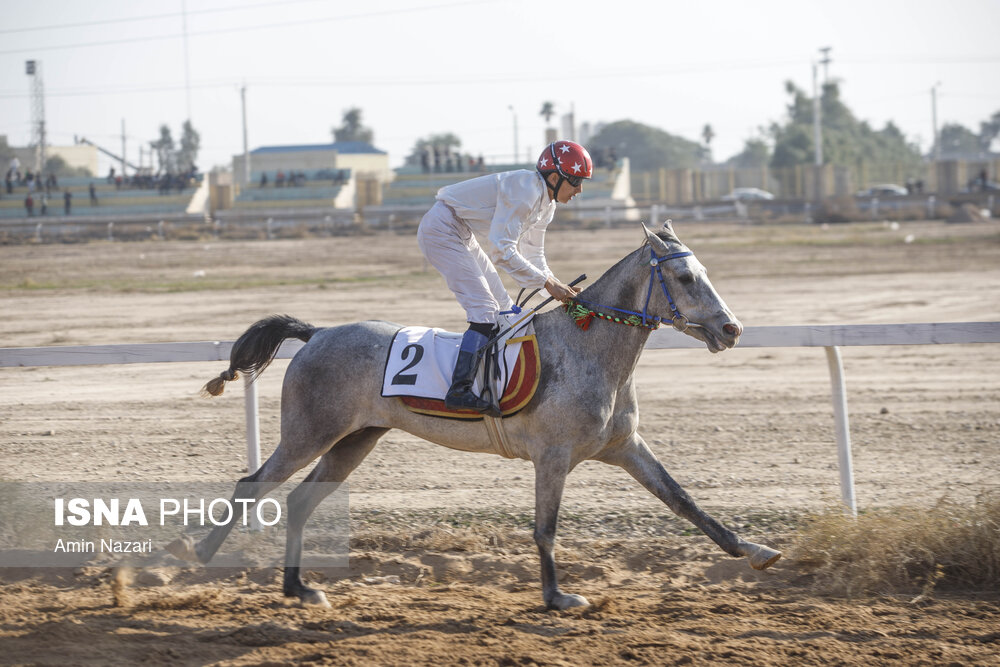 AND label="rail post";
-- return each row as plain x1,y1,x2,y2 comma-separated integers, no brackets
243,373,263,530
824,345,857,516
